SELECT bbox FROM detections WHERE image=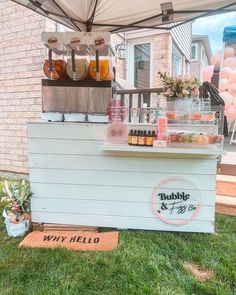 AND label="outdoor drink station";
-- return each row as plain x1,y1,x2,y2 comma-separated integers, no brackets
28,32,224,234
